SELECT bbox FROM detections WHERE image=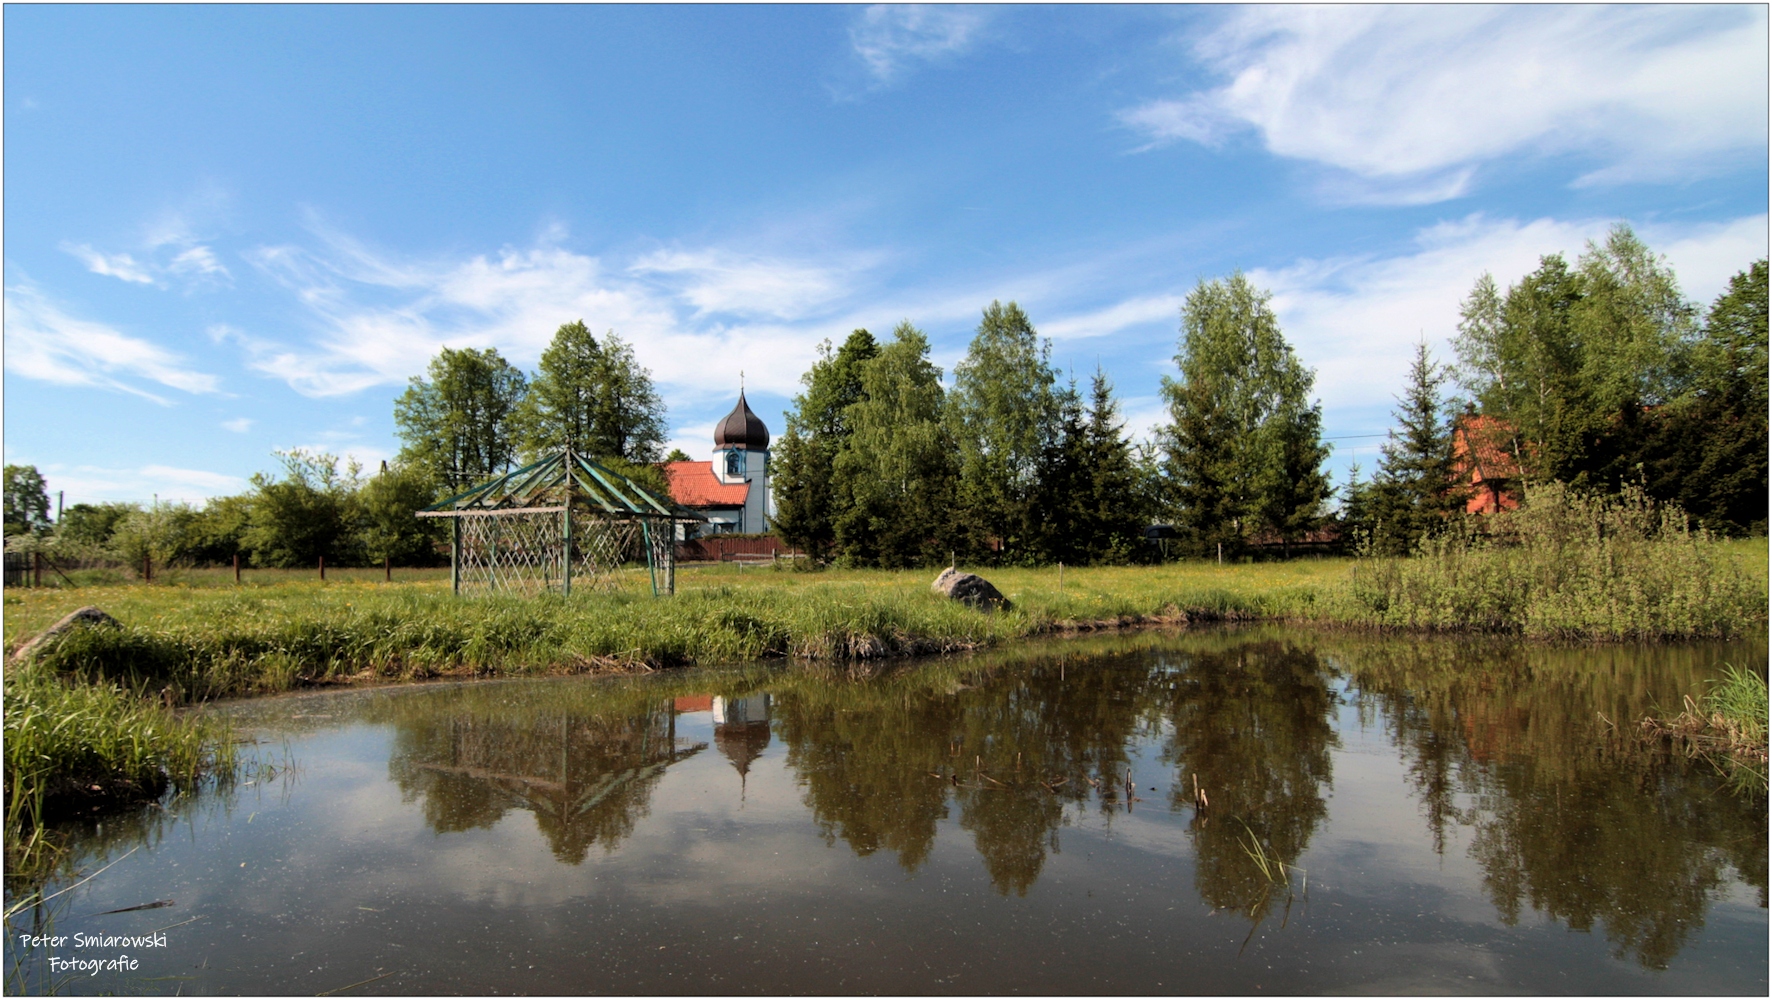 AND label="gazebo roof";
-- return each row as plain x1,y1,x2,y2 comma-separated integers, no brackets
420,450,693,519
